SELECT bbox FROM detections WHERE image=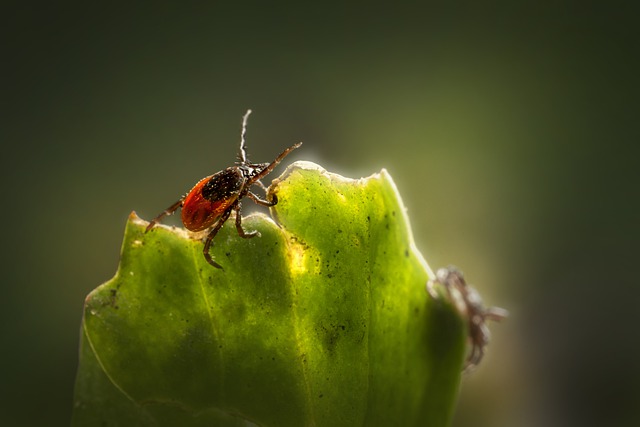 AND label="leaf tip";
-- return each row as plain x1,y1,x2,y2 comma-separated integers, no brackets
128,211,147,226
